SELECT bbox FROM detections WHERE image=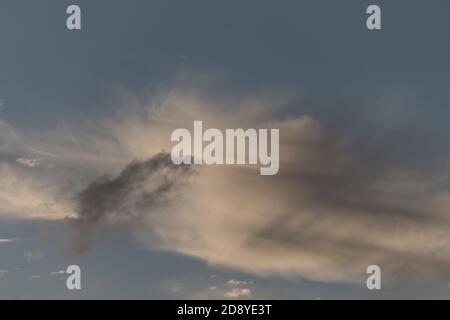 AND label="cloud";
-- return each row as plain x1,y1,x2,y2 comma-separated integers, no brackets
0,163,72,220
162,274,257,299
1,87,450,285
68,152,194,256
225,278,253,298
228,279,253,286
16,158,42,168
225,288,252,299
122,90,450,283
